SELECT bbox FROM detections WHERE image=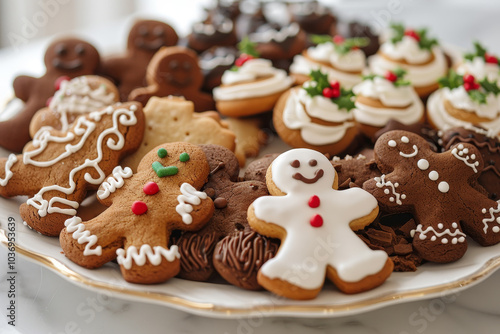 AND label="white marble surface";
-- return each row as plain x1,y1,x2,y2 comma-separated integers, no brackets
1,1,500,333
